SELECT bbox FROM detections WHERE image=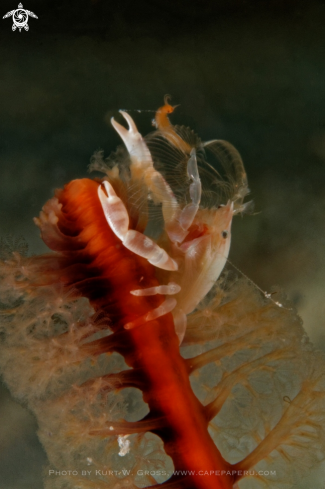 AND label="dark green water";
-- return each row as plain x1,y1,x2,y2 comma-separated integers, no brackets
1,1,325,487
